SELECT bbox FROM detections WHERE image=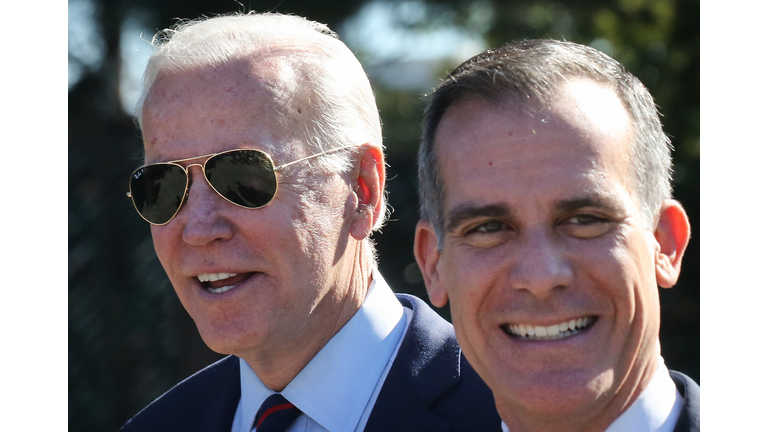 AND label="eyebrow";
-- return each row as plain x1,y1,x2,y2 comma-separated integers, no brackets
445,203,513,233
554,194,625,214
